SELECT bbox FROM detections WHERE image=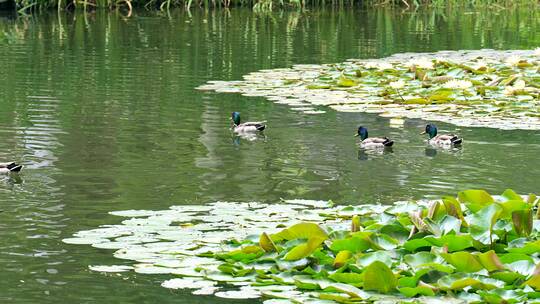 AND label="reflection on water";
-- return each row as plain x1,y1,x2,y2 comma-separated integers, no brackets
0,6,539,303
